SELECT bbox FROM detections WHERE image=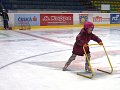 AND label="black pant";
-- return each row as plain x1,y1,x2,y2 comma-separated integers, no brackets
3,20,9,29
